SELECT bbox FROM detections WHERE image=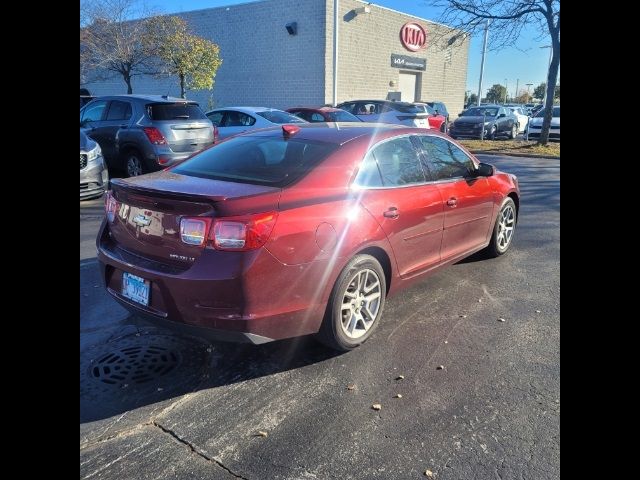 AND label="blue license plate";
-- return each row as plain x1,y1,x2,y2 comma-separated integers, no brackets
122,272,150,306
